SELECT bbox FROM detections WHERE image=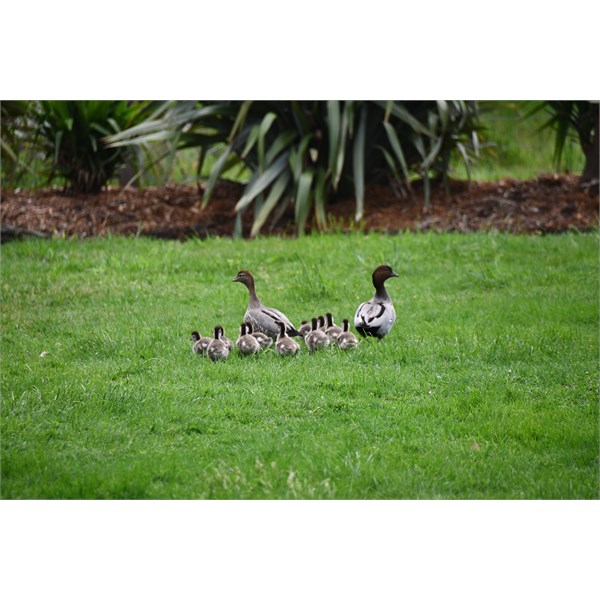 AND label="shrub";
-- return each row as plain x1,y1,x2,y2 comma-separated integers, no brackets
108,100,482,236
